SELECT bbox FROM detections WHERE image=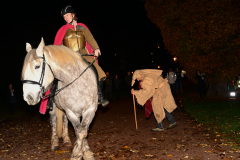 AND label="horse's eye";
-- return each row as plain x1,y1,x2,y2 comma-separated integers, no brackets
35,65,40,69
